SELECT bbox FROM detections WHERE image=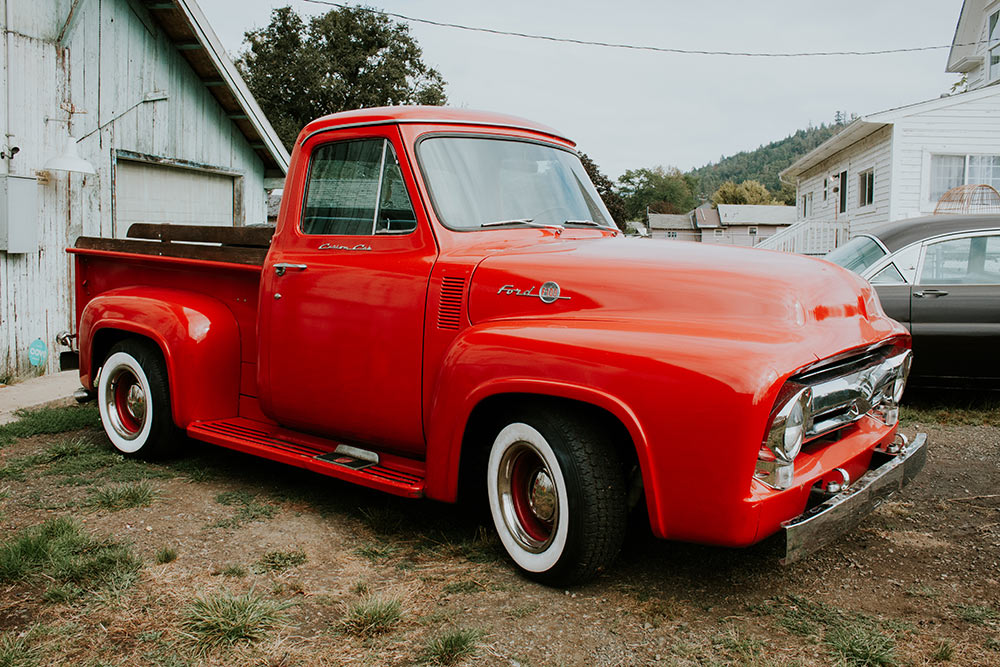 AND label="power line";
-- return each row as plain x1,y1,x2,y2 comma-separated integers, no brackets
301,0,975,58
